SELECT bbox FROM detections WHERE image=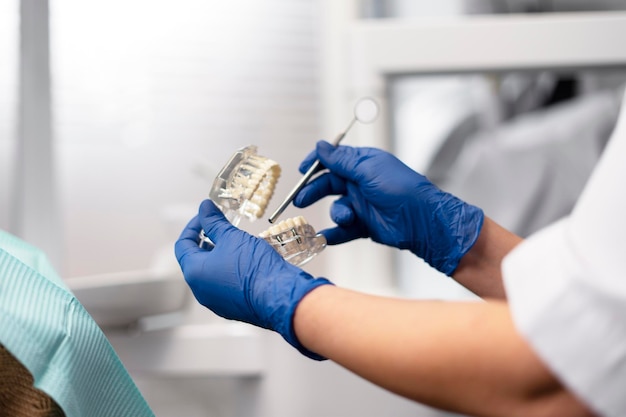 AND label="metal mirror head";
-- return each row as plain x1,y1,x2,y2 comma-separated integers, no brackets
354,97,379,124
